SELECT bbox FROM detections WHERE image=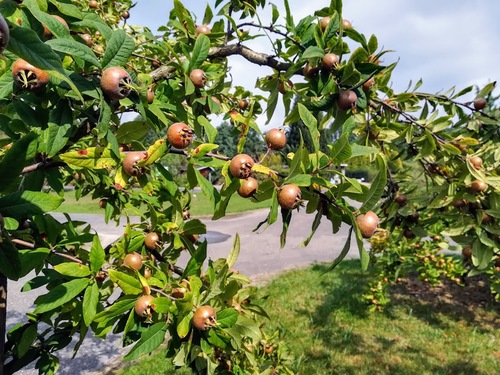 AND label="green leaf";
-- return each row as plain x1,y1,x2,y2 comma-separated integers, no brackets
0,72,14,100
24,0,71,39
44,101,73,157
190,34,210,70
46,39,101,68
18,247,51,278
226,234,240,269
323,228,352,273
101,30,136,69
151,297,171,314
144,139,168,165
107,269,143,295
298,103,320,152
0,191,63,219
34,278,90,314
350,144,378,158
359,155,386,213
330,134,352,163
301,46,324,60
59,147,118,169
216,308,238,328
286,174,312,186
54,263,91,278
124,322,168,361
73,13,113,41
197,116,218,143
203,3,214,24
182,219,206,235
0,240,22,280
82,282,99,326
177,312,193,339
89,236,105,274
117,121,150,144
340,62,361,86
187,164,220,204
0,132,38,192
